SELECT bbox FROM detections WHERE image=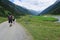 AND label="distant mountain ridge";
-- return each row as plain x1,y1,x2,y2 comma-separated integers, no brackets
39,1,60,15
